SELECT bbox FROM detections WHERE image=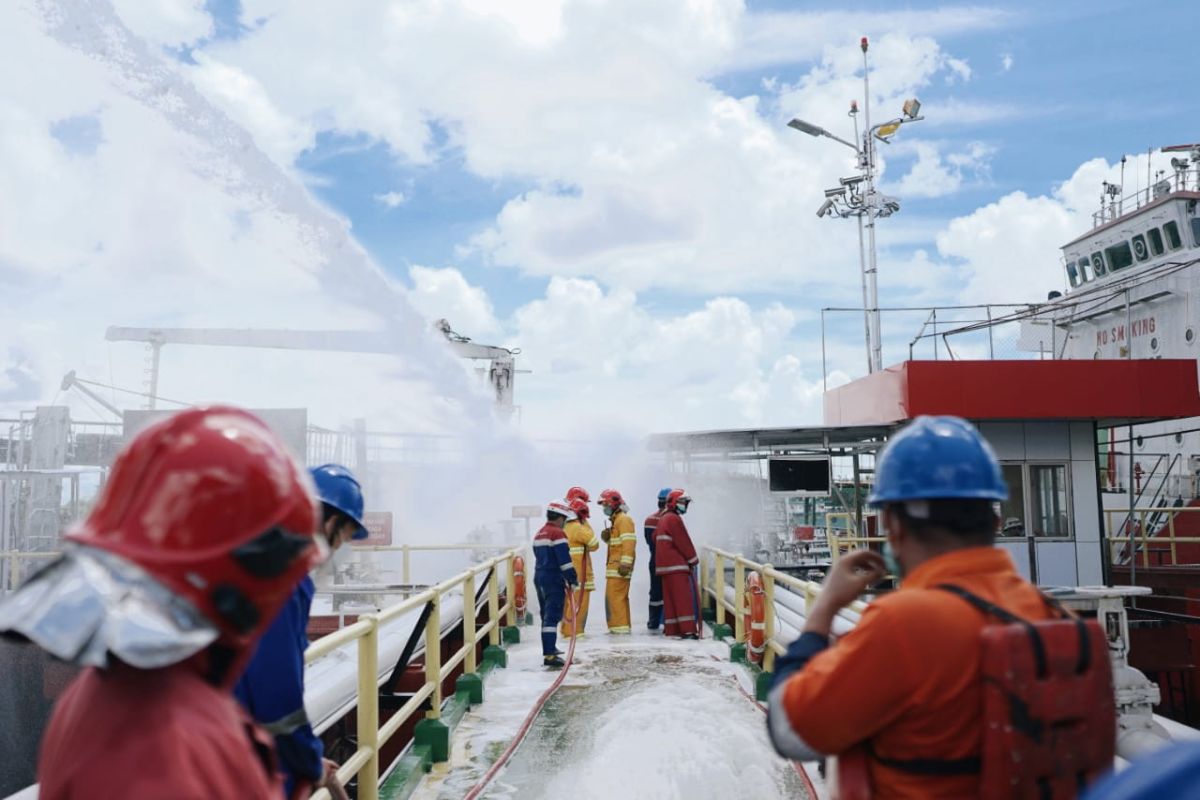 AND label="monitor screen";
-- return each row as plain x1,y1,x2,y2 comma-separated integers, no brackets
768,457,831,494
